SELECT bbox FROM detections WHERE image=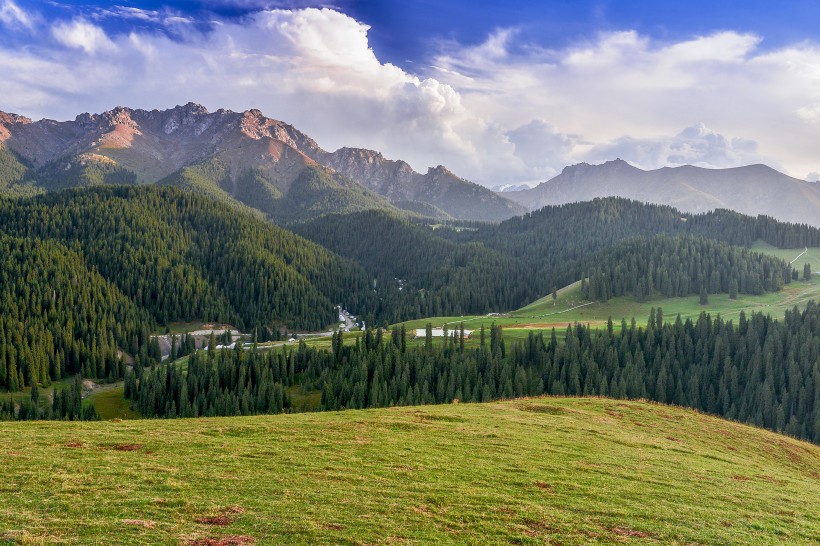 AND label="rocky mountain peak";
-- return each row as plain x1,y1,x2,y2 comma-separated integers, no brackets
334,147,384,164
427,165,460,180
159,103,212,135
0,112,30,142
0,111,32,126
